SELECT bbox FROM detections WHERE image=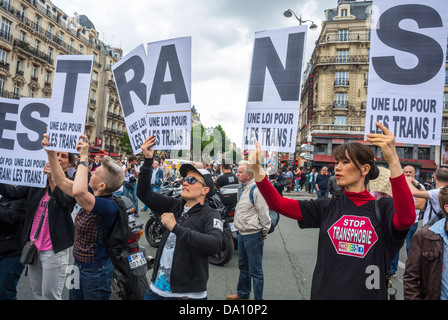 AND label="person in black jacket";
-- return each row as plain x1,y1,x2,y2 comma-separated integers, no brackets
137,136,223,300
0,196,26,300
